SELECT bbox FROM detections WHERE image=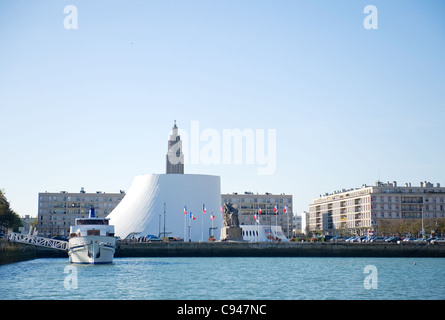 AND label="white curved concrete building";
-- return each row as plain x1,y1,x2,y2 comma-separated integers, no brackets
107,174,222,241
241,225,288,242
